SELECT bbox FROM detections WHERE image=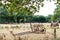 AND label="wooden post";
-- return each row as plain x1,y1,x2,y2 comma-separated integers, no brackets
51,21,59,40
30,23,33,32
54,28,56,40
